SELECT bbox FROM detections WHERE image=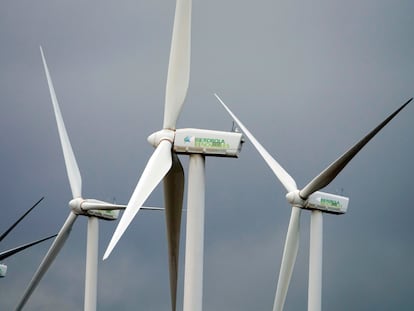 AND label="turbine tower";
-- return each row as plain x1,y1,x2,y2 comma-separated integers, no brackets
15,48,160,311
215,94,411,311
103,2,243,311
